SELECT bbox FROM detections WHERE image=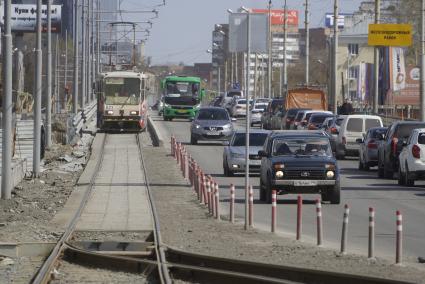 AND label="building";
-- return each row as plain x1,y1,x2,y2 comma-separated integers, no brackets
211,24,229,94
